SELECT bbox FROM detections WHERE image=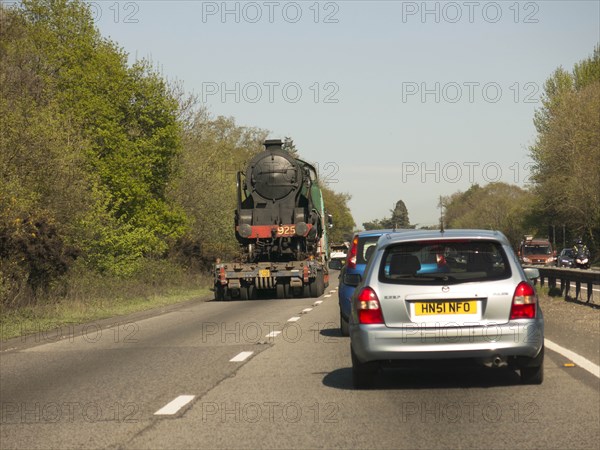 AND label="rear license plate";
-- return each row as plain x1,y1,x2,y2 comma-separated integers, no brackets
259,269,271,278
415,301,477,316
